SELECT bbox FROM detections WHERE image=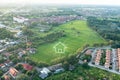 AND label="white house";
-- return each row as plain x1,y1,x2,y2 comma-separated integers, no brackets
0,23,6,28
15,31,23,37
54,68,64,74
13,16,28,23
39,68,51,79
